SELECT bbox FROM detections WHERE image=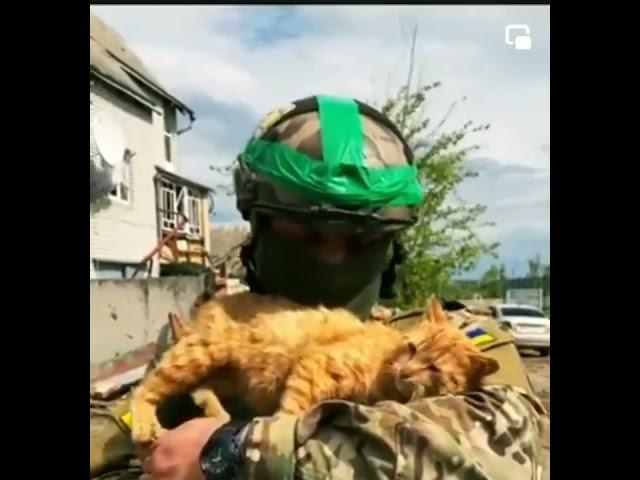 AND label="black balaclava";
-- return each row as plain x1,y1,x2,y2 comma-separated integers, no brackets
241,227,392,319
